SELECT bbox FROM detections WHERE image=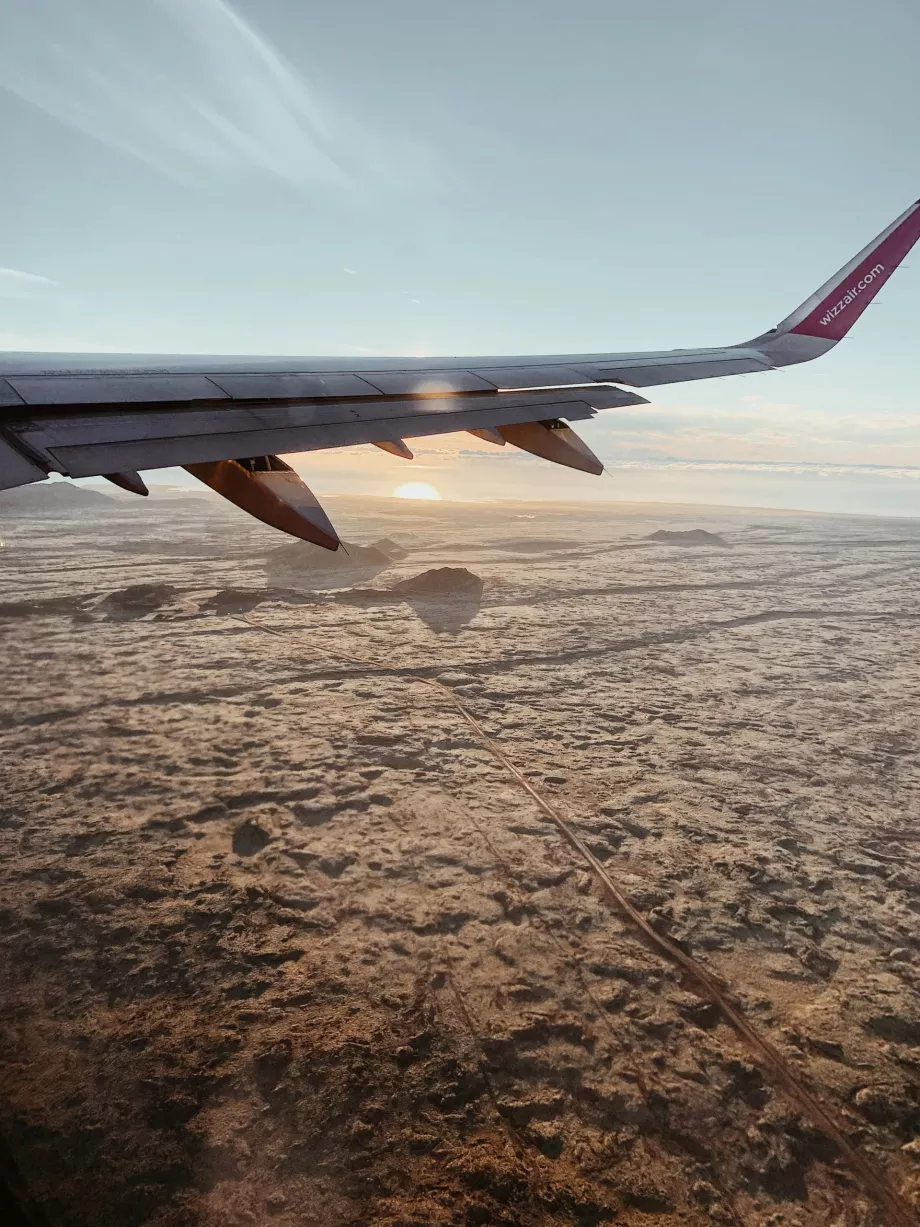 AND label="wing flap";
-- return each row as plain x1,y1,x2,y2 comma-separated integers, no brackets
18,391,639,479
5,385,647,481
